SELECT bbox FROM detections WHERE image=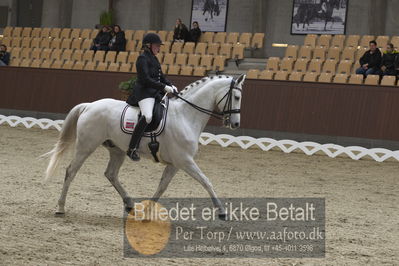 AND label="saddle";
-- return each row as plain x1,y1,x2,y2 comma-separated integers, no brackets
120,97,169,163
120,97,169,137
